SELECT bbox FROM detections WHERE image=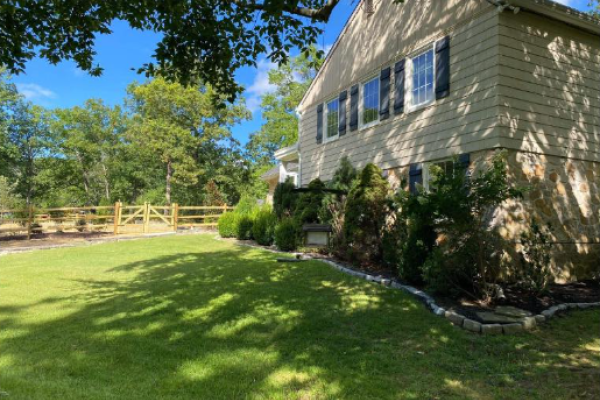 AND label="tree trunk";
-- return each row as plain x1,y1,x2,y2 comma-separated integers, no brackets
75,151,91,204
165,159,172,206
101,162,110,200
